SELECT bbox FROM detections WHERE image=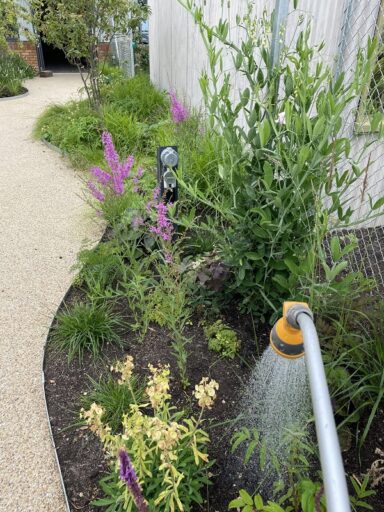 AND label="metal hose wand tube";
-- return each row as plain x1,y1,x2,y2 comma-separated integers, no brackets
285,303,351,512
